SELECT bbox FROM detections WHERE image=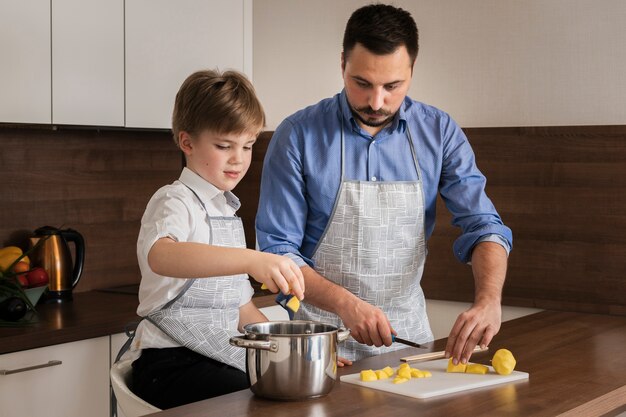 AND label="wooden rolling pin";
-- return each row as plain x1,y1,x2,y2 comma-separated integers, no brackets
400,345,489,362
